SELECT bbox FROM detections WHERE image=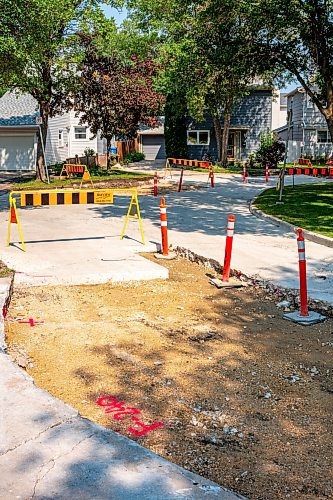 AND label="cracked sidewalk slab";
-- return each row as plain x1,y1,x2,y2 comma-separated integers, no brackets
0,352,78,455
0,280,241,499
1,417,240,499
